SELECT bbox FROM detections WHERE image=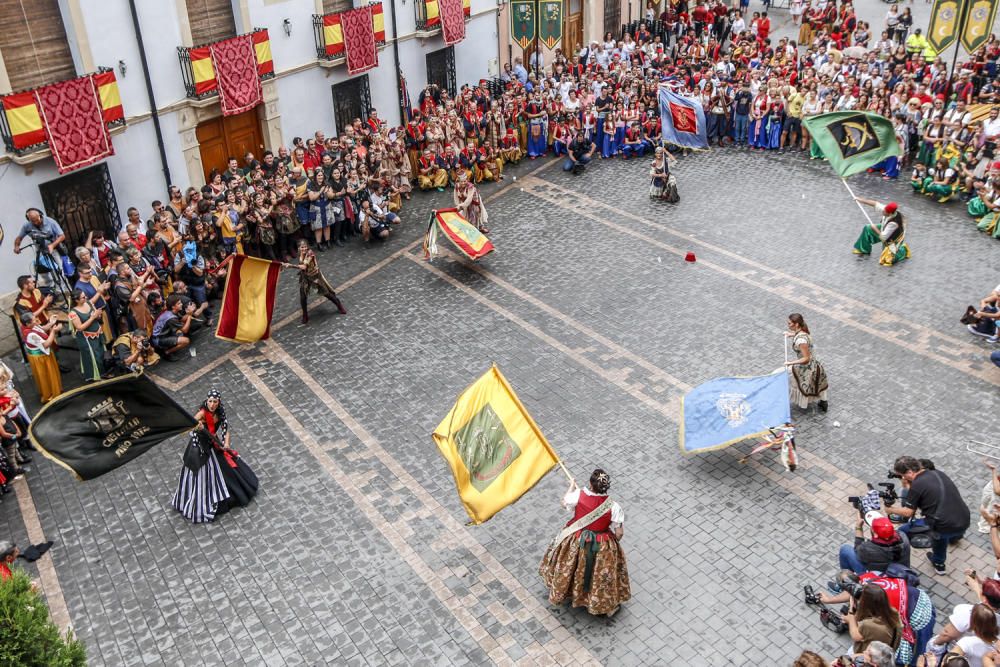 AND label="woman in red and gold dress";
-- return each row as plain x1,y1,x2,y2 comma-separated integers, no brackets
539,469,630,617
